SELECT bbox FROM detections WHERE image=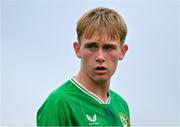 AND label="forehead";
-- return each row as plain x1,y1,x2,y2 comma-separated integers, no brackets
81,31,120,45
